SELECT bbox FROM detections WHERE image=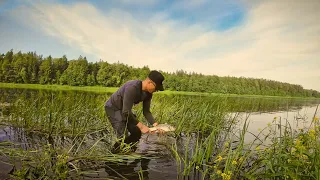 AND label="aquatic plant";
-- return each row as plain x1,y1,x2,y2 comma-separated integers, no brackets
0,88,319,179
